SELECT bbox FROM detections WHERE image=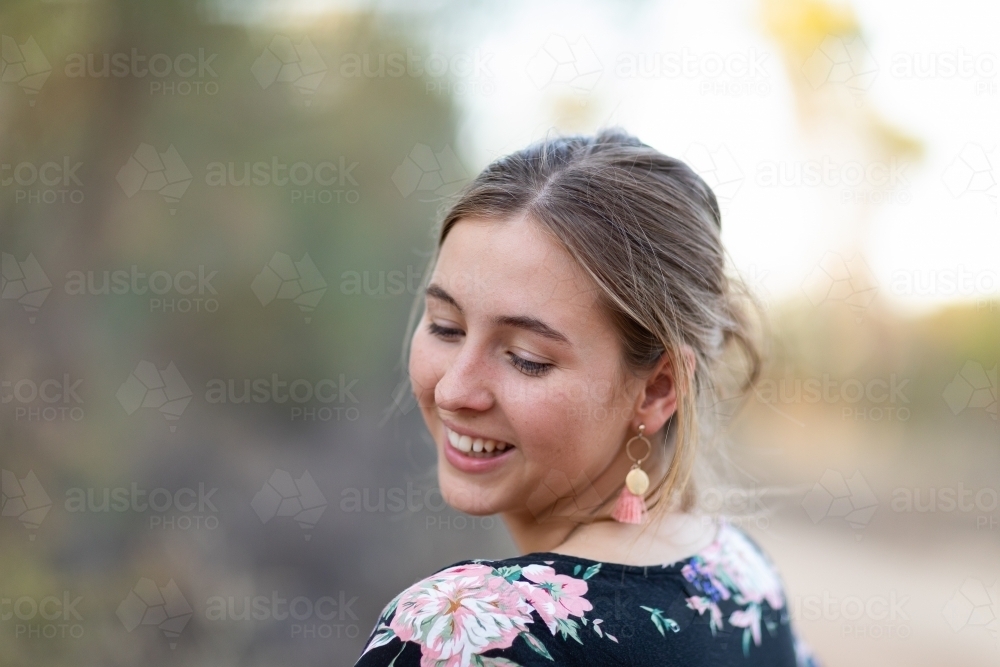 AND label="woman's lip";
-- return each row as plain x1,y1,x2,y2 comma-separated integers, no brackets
439,422,516,474
442,435,517,474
